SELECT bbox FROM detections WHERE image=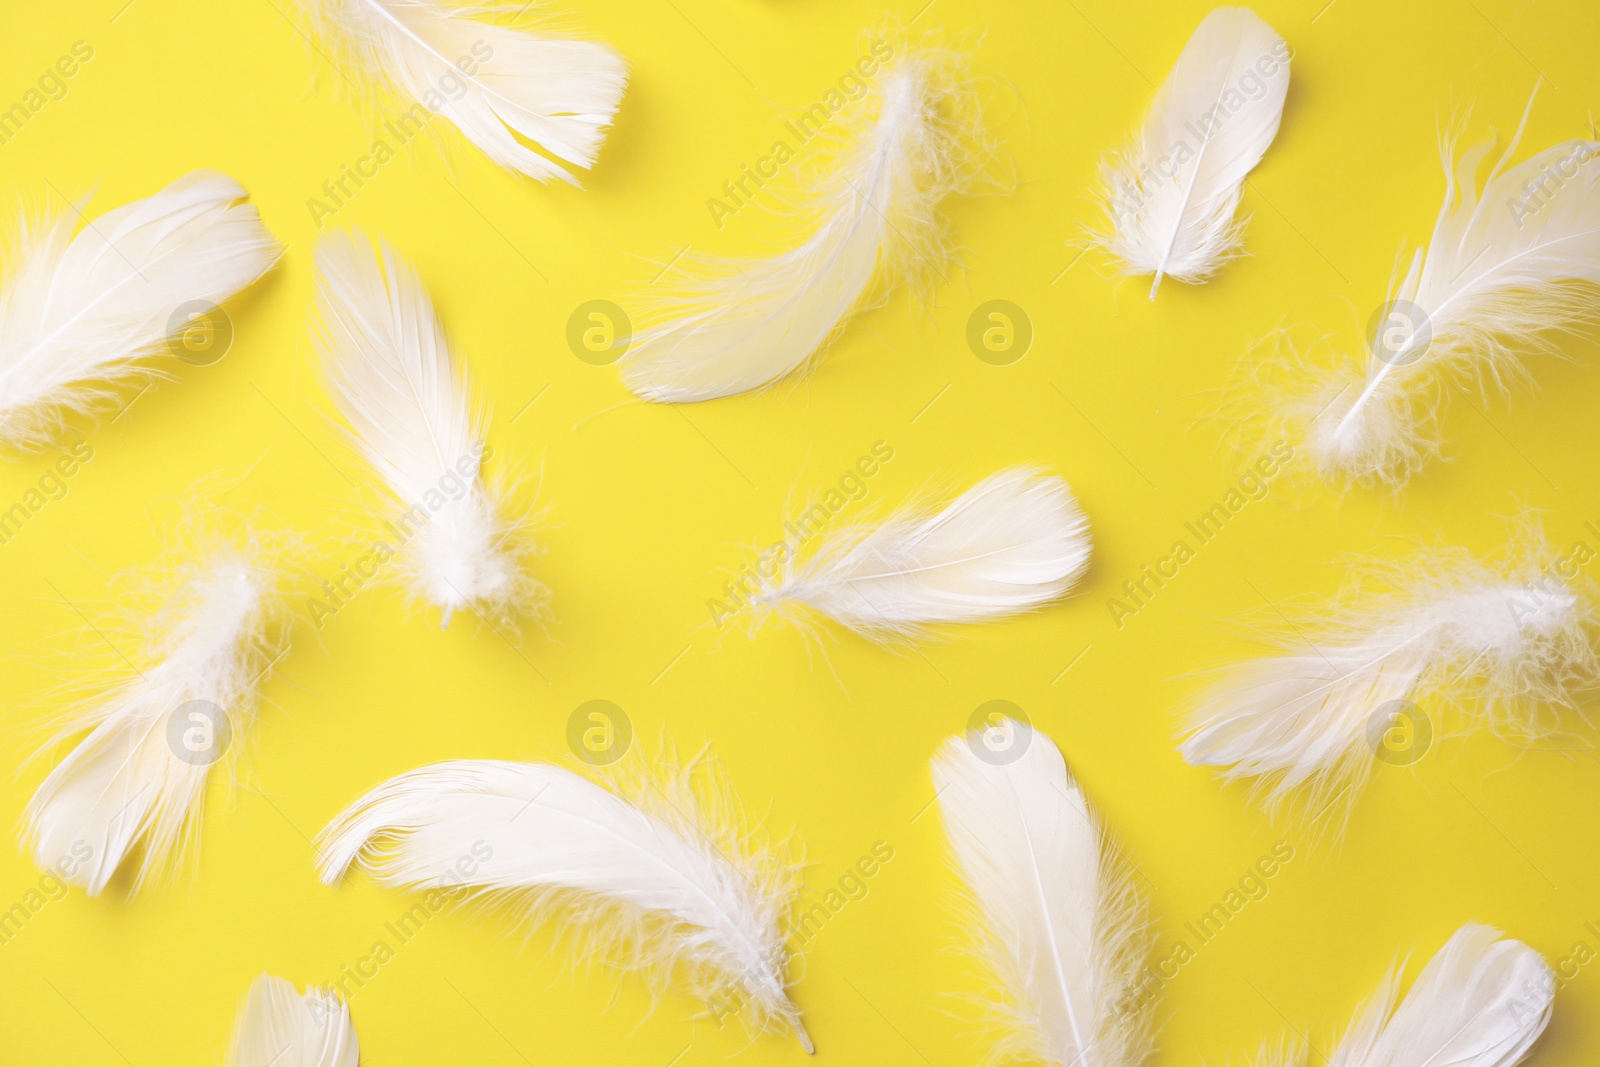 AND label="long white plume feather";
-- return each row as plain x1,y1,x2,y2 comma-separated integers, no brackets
932,720,1151,1067
0,171,280,448
23,544,284,897
229,974,359,1067
296,0,627,184
311,229,541,628
1275,89,1600,486
618,45,985,402
1261,924,1552,1067
751,468,1090,642
1181,535,1597,825
314,756,812,1051
1096,8,1290,299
